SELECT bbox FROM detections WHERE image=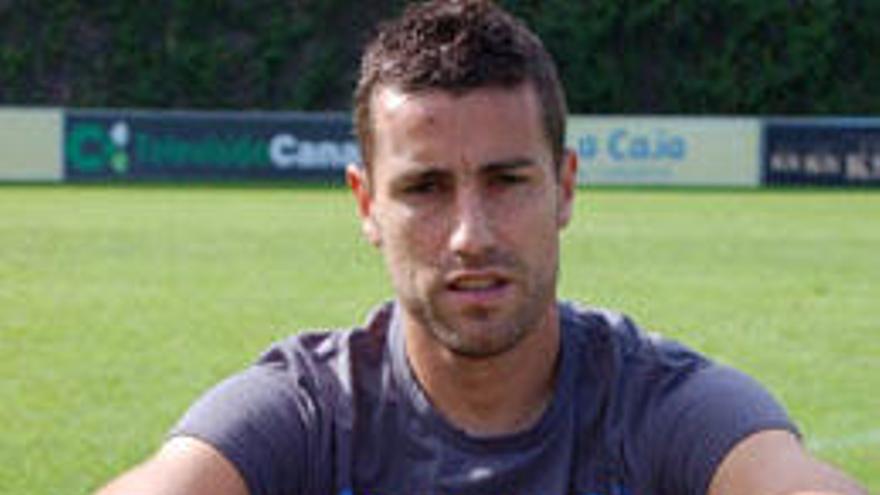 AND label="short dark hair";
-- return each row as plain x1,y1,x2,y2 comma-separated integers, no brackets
354,0,567,173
